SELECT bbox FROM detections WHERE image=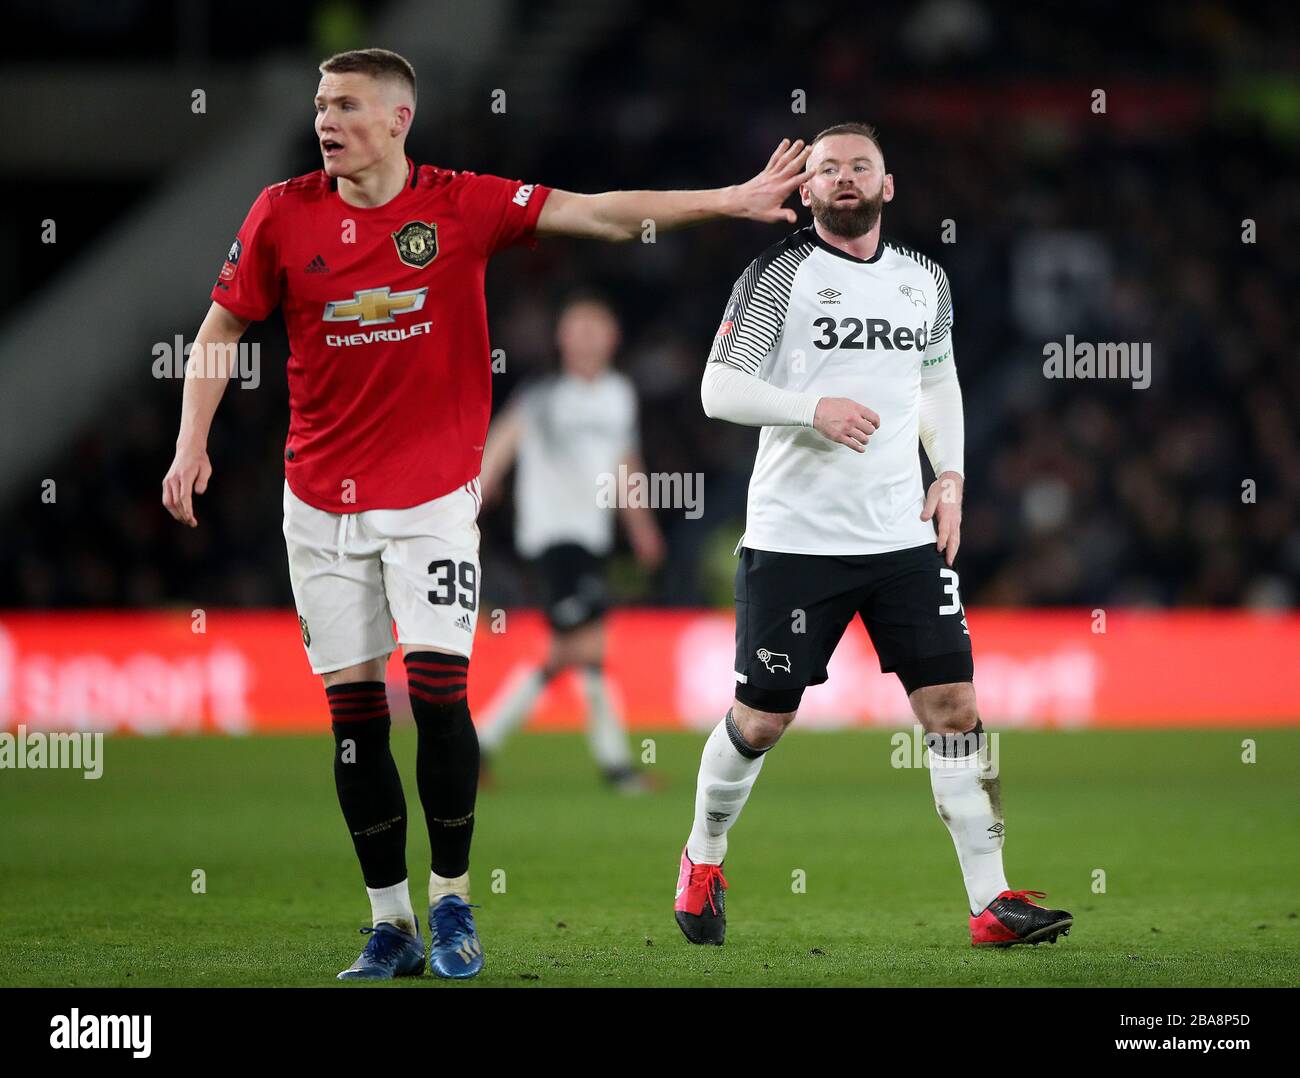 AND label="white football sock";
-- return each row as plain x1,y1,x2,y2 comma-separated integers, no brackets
478,666,548,753
928,739,1009,914
580,667,633,773
686,711,768,864
367,879,416,936
429,869,470,905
